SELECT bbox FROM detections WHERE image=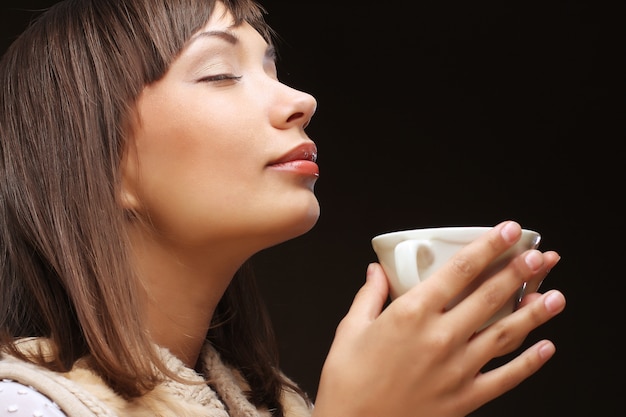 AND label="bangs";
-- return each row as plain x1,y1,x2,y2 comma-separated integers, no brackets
129,0,274,83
